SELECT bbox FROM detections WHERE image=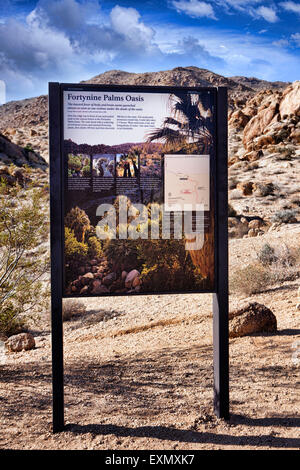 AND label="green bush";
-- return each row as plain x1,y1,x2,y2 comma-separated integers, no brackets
0,184,49,337
65,206,91,242
87,236,103,259
68,154,81,172
64,227,88,265
82,165,91,177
